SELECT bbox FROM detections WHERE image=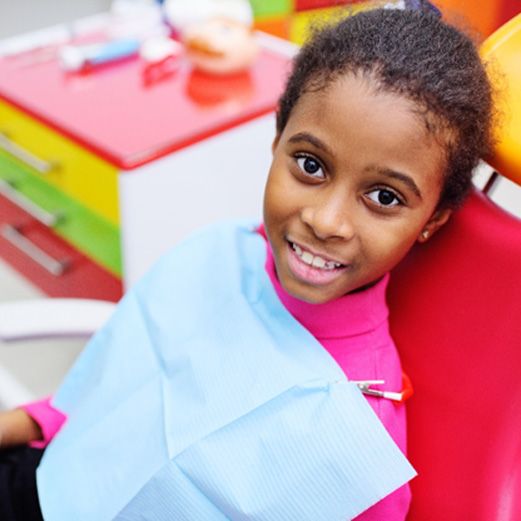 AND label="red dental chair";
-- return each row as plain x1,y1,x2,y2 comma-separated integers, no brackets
388,13,521,521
